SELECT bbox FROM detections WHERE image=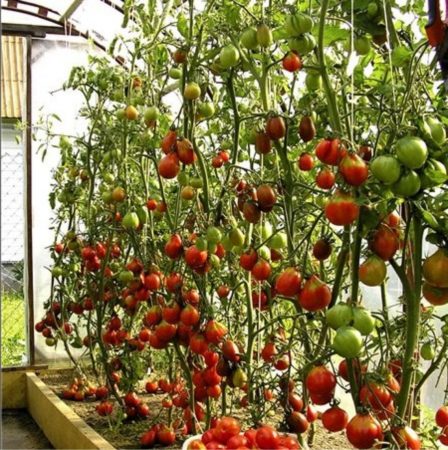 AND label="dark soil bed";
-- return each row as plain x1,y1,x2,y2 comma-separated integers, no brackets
39,369,352,449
